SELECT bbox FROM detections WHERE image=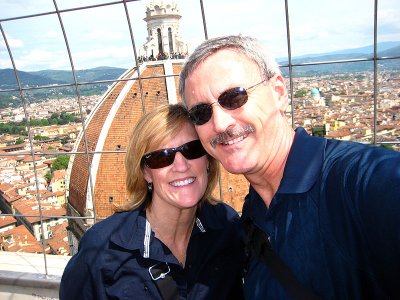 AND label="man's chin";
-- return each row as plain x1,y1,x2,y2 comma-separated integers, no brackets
220,160,251,175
